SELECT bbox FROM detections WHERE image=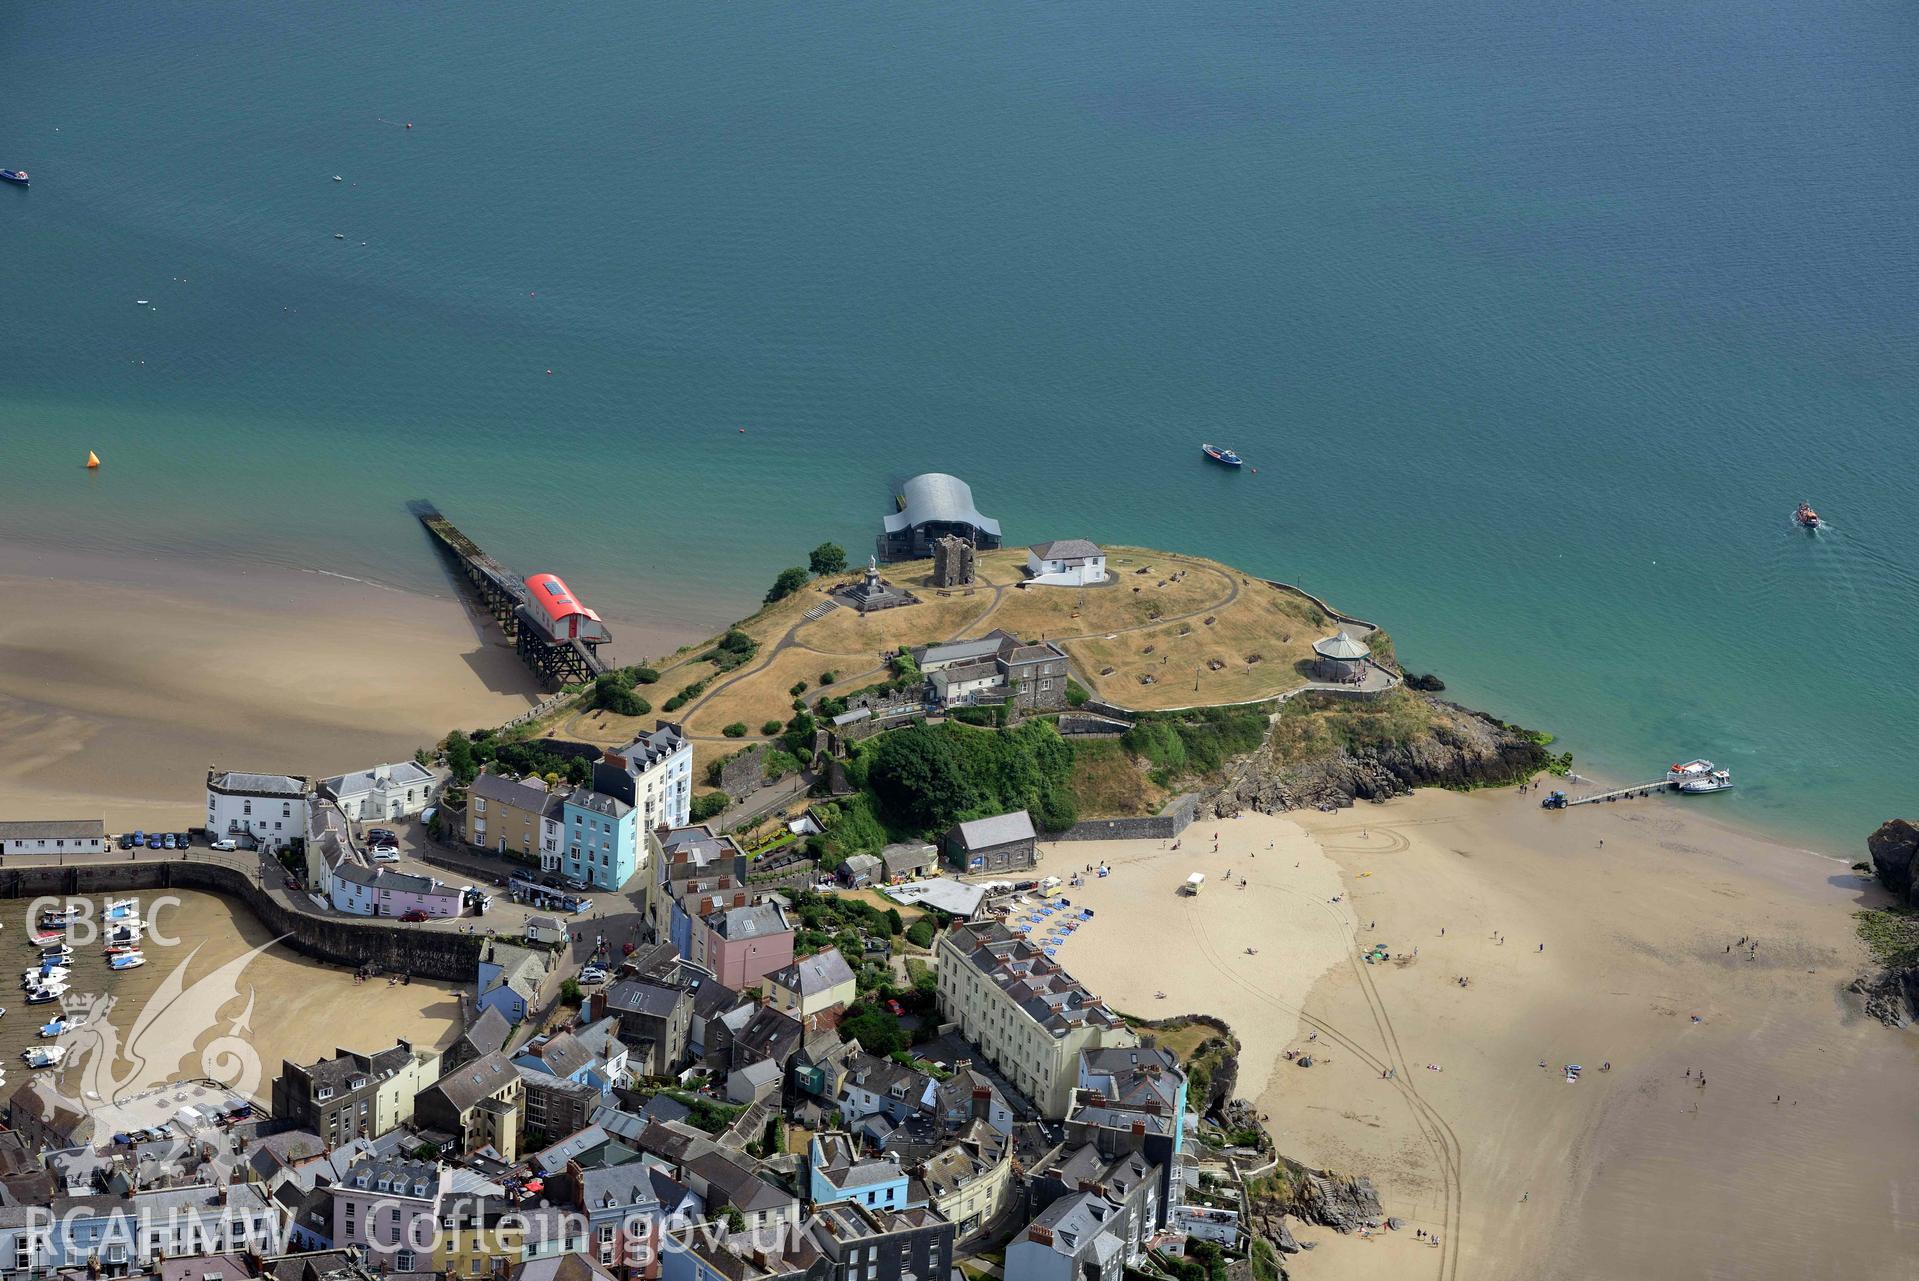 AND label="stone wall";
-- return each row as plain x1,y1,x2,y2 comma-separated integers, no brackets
718,745,771,797
1056,713,1134,737
1049,793,1199,843
0,859,484,982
